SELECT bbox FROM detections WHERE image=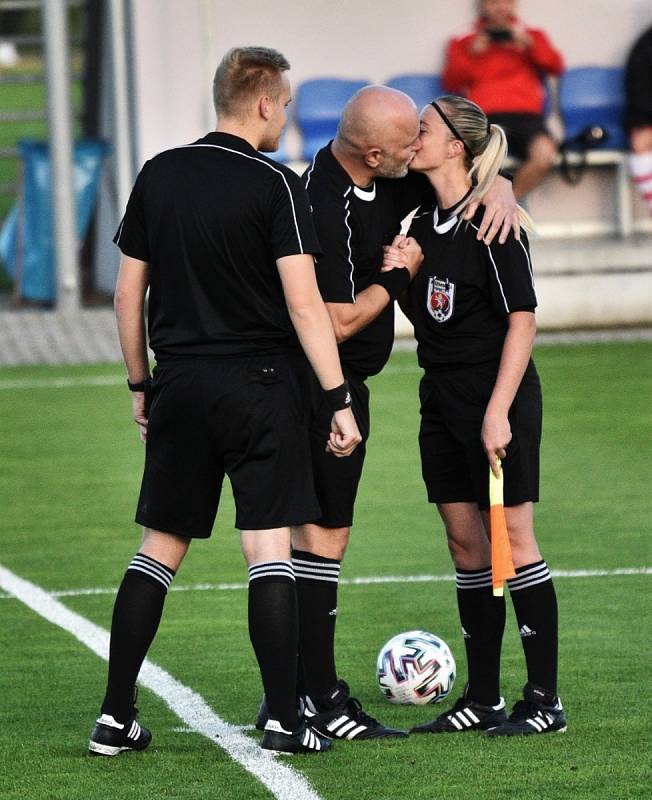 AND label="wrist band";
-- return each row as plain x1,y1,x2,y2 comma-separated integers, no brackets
498,168,514,182
372,267,411,301
324,380,352,412
127,377,152,392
